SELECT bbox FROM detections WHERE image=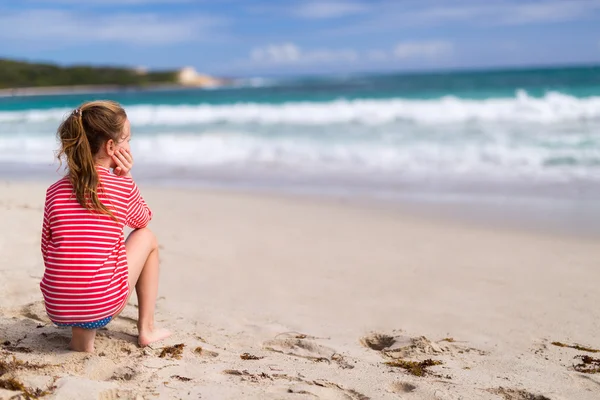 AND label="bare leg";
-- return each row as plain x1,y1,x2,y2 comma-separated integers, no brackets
70,327,96,352
124,228,171,347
